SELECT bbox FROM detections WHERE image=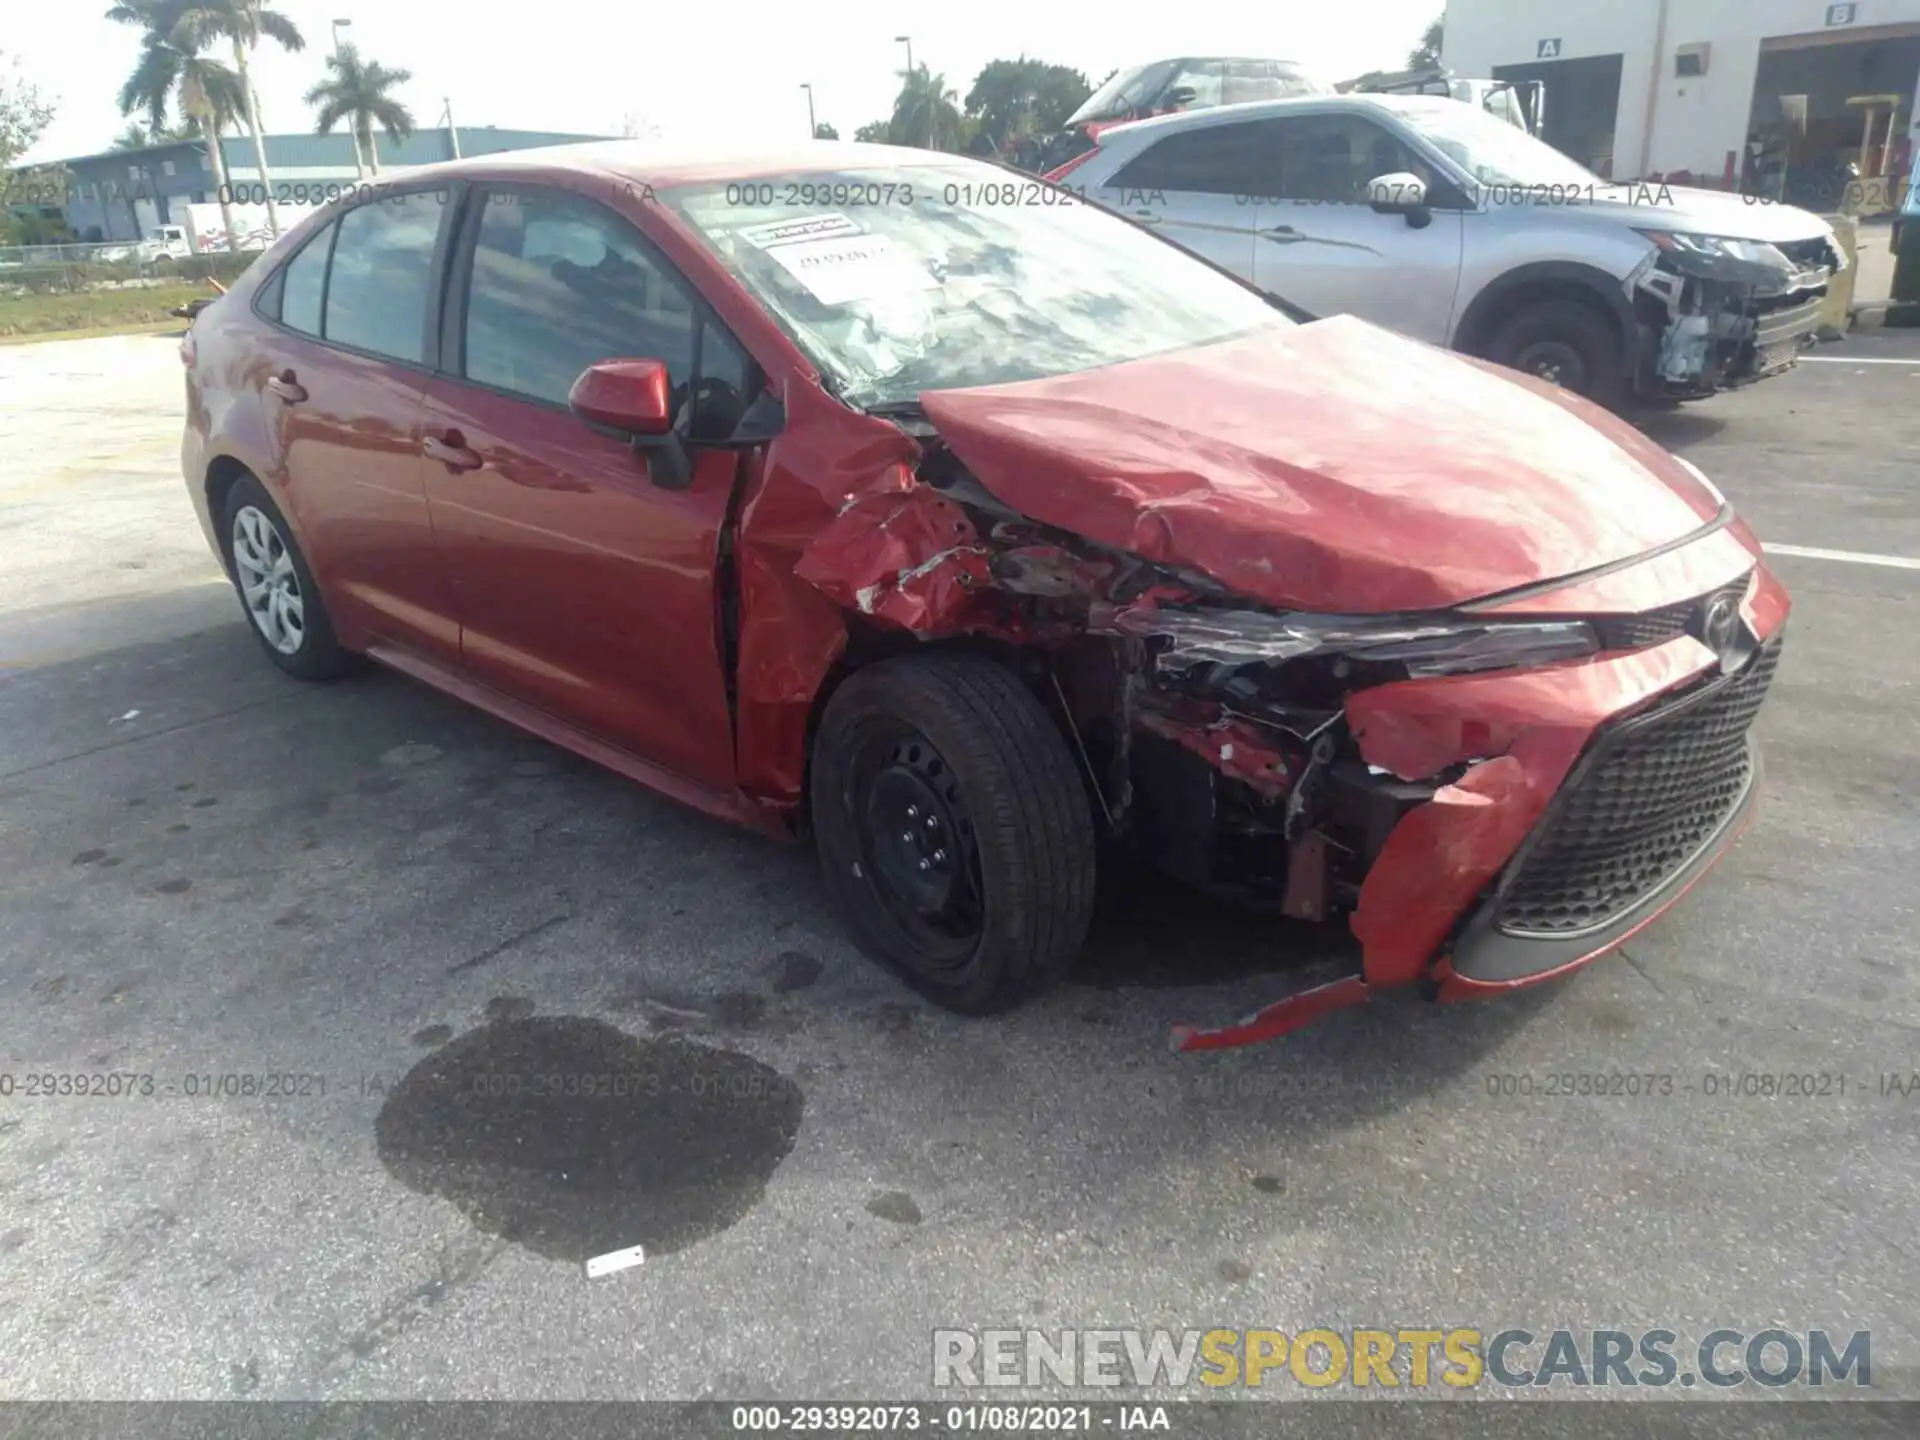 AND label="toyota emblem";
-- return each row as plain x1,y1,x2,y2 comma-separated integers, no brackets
1702,593,1741,659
